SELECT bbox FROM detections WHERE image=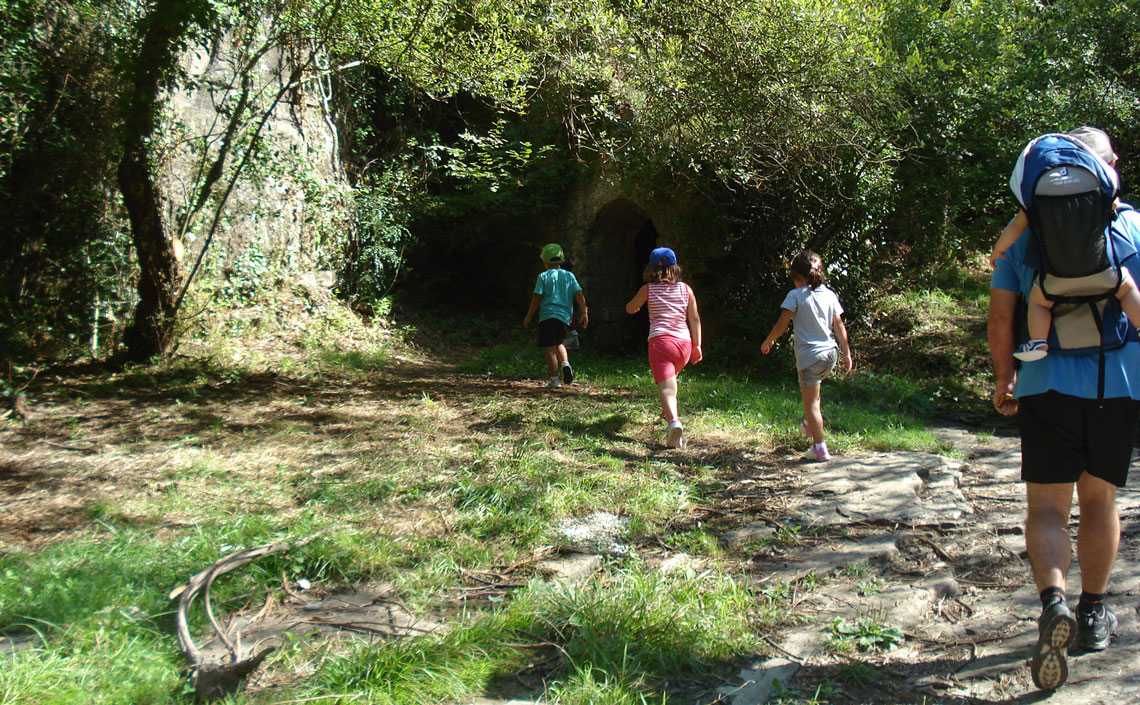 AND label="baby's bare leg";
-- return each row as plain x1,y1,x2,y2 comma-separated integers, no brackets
1115,272,1140,329
1027,285,1054,342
